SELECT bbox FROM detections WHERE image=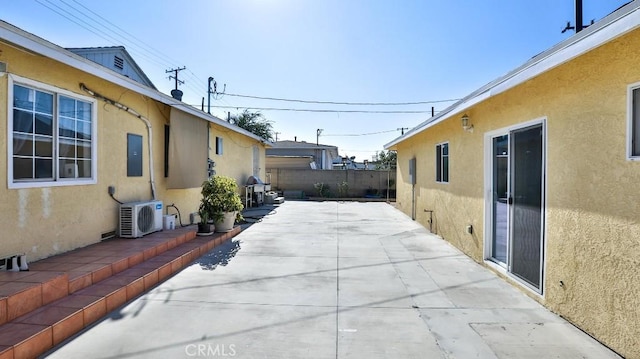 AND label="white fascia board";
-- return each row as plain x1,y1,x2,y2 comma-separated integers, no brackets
0,21,266,144
385,2,640,150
